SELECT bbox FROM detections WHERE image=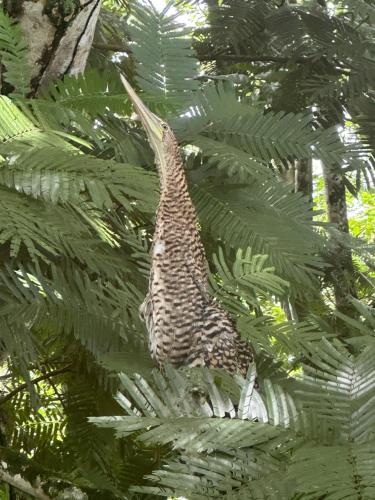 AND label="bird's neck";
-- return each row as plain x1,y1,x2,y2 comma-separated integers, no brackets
161,160,189,197
153,139,208,286
156,139,191,200
156,145,197,225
